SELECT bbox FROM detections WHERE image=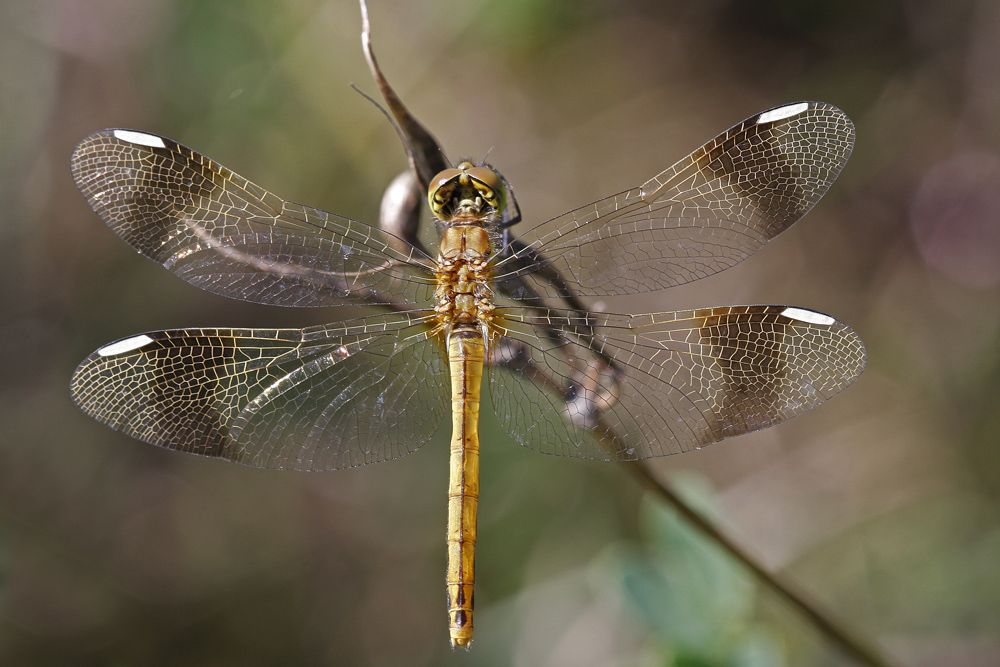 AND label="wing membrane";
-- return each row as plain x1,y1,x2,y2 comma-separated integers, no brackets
70,312,448,470
488,305,866,460
495,103,854,297
71,129,434,308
